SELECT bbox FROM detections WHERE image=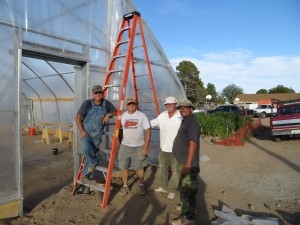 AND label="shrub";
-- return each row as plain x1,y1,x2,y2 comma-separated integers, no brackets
194,112,253,139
